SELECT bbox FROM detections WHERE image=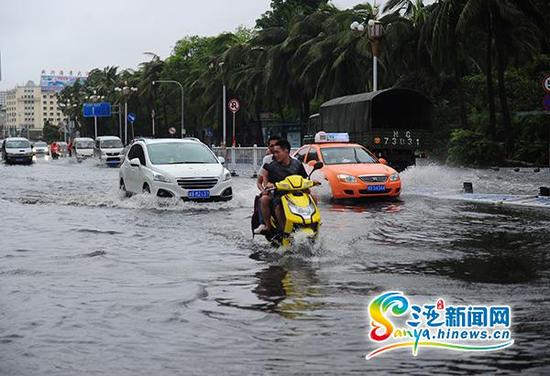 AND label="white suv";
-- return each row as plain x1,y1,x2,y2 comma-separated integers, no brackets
119,138,232,201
